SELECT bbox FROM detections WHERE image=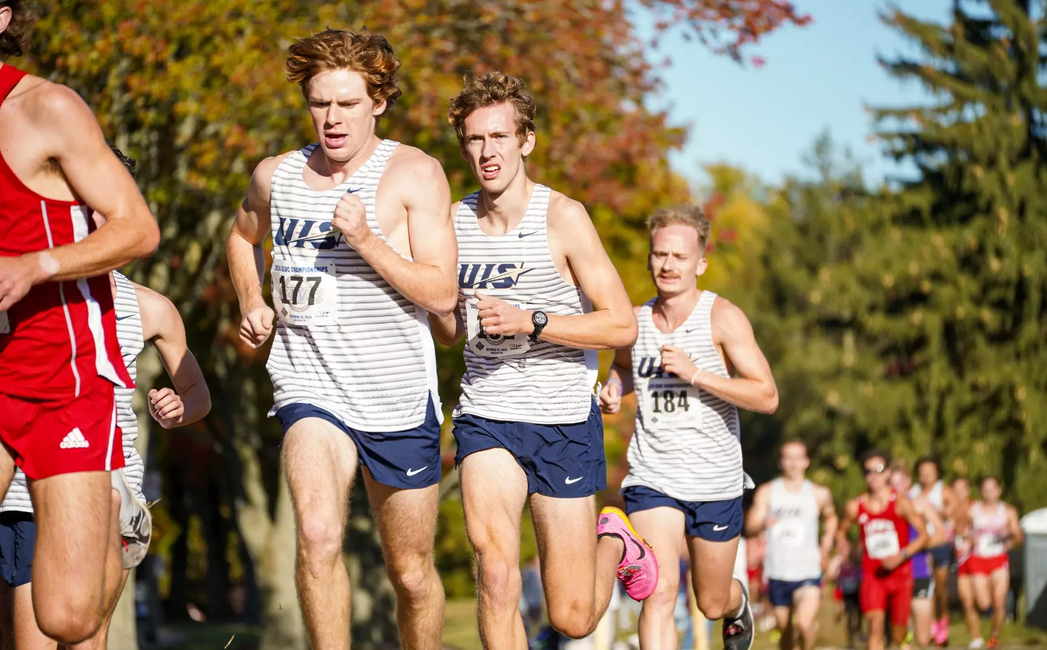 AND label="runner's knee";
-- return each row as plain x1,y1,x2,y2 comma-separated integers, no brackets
548,597,596,639
475,553,521,611
35,594,103,645
387,556,437,603
295,511,343,567
696,589,732,620
644,573,679,612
